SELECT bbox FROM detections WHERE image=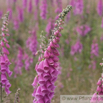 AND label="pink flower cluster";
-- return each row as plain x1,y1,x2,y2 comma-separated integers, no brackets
26,30,38,56
0,12,12,95
76,25,91,36
70,40,83,55
32,5,72,103
32,19,65,103
91,75,103,102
